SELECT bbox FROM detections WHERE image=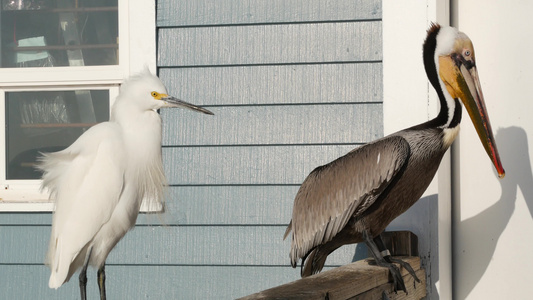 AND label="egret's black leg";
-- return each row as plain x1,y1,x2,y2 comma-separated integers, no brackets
79,266,88,300
79,248,93,300
363,230,406,293
373,234,421,284
97,264,106,300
